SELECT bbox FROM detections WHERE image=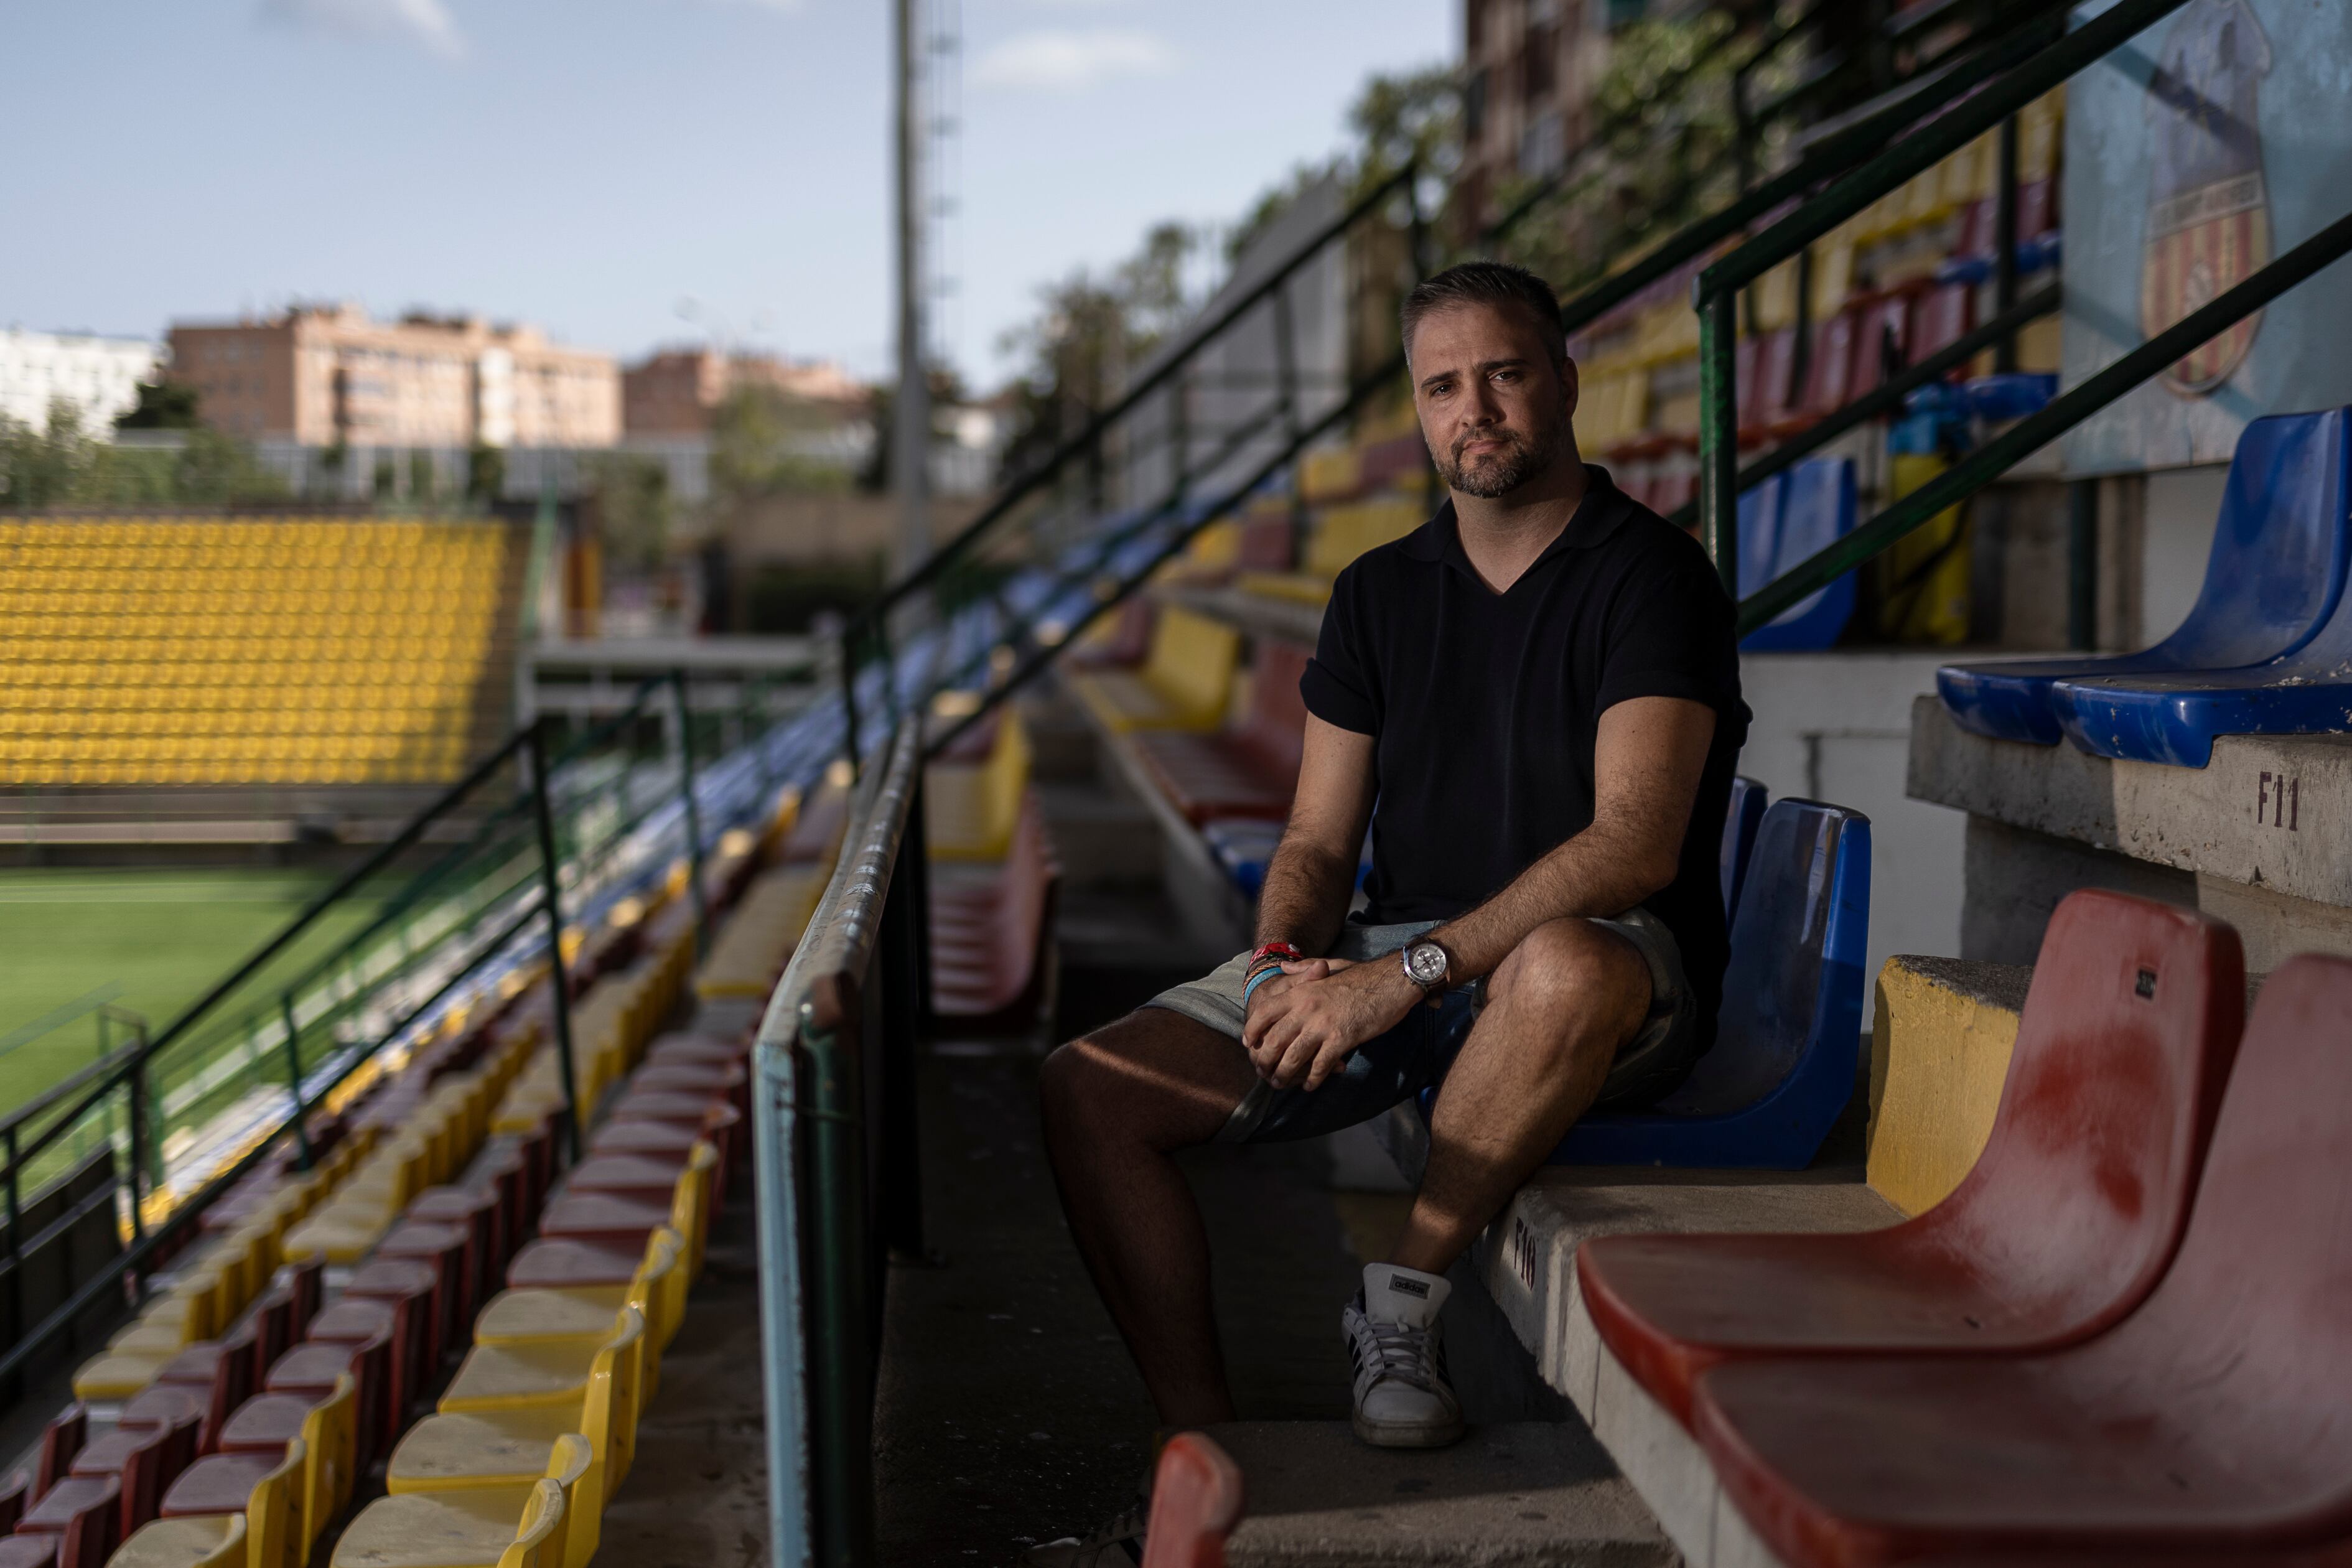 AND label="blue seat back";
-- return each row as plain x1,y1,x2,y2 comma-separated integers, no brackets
1742,458,1858,652
1735,476,1786,602
1720,775,1767,919
1659,799,1870,1117
2150,409,2352,668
